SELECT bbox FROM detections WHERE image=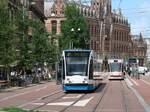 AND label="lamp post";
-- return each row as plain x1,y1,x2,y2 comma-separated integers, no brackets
70,28,80,49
